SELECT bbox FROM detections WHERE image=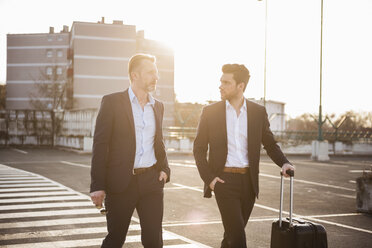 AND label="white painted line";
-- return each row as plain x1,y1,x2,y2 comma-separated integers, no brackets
330,193,355,199
164,186,189,190
164,245,201,248
0,177,43,180
1,227,176,242
1,238,104,248
0,216,107,229
349,180,356,184
0,195,90,203
0,201,93,211
0,179,48,184
349,170,365,173
169,162,196,168
260,173,355,192
0,164,211,248
173,183,372,235
0,189,67,195
168,161,355,192
295,160,348,168
300,216,372,234
0,183,55,187
305,213,362,218
0,208,99,219
163,231,211,248
11,148,28,154
60,161,90,168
